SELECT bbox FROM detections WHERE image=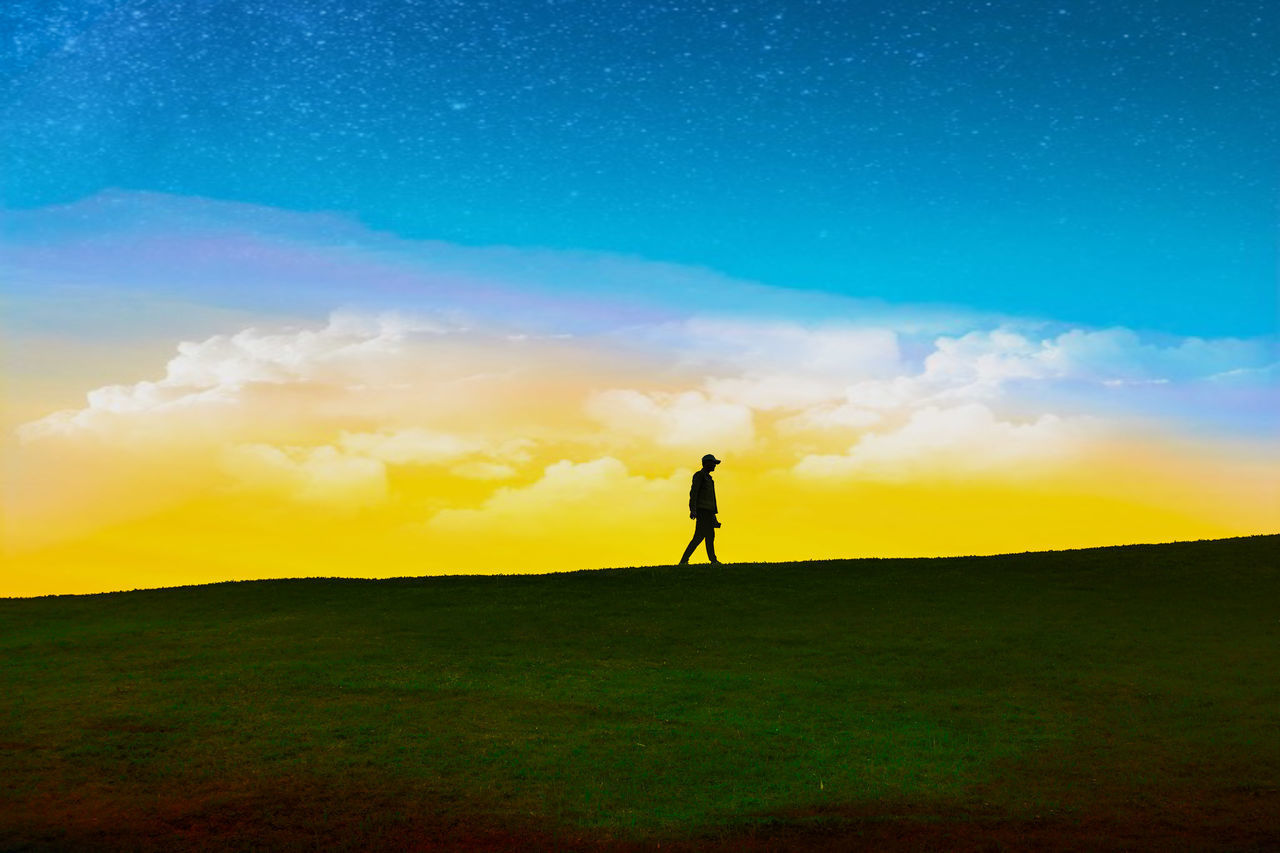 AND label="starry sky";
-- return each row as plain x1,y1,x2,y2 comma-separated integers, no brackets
4,0,1276,334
